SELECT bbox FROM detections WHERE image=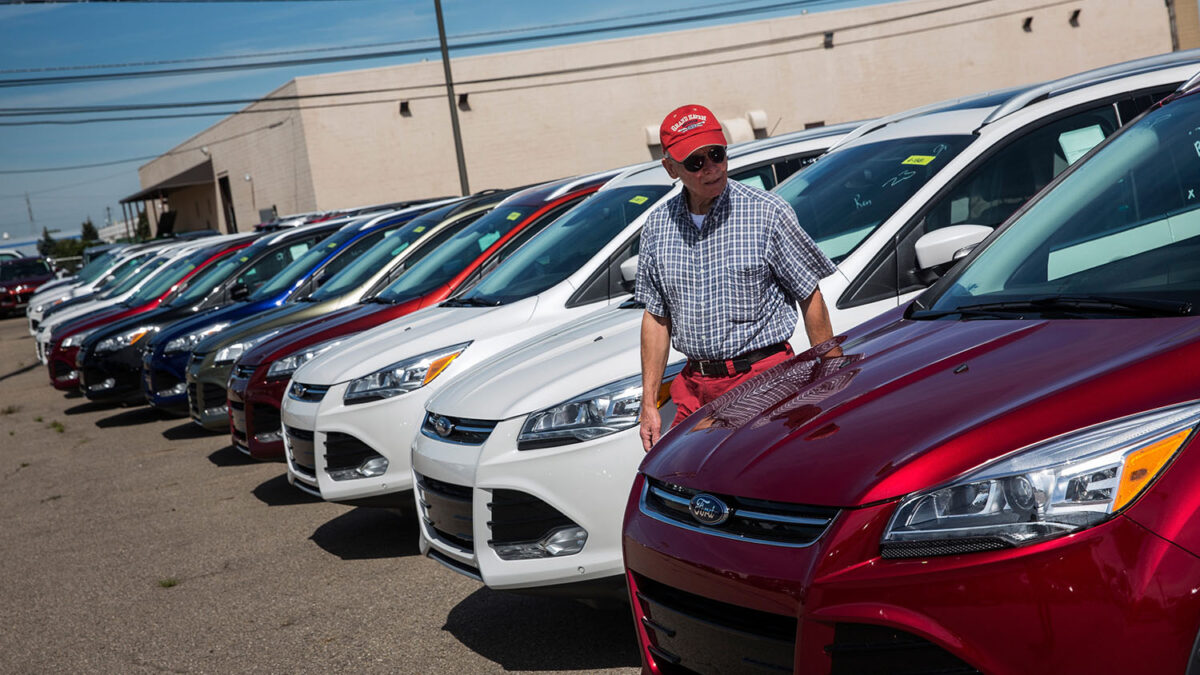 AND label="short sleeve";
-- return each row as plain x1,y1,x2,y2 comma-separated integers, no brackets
634,238,669,318
767,200,837,302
